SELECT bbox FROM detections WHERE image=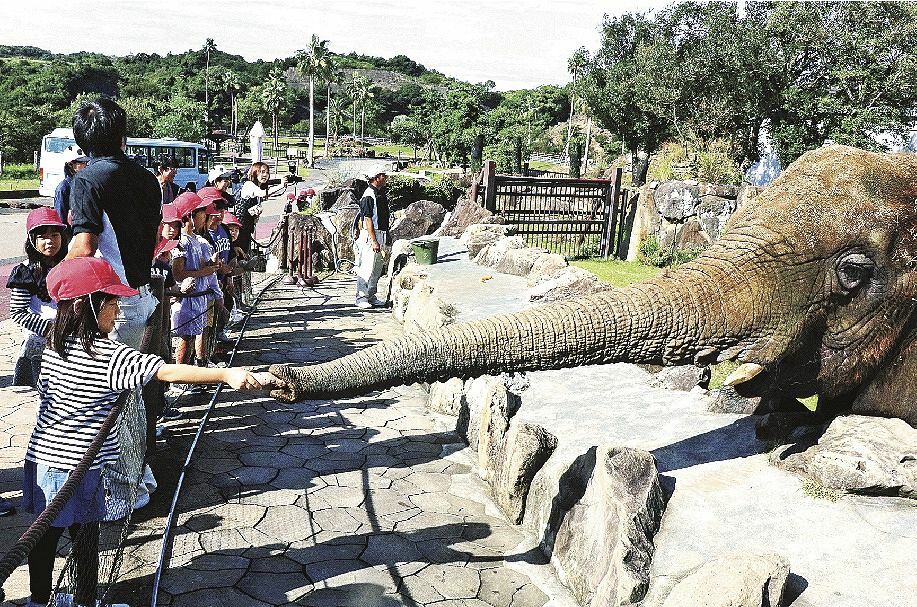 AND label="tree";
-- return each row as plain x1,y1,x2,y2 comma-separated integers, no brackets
203,38,216,134
324,59,343,156
349,75,373,142
564,47,588,161
221,70,241,137
260,68,287,157
579,13,673,185
296,35,333,167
